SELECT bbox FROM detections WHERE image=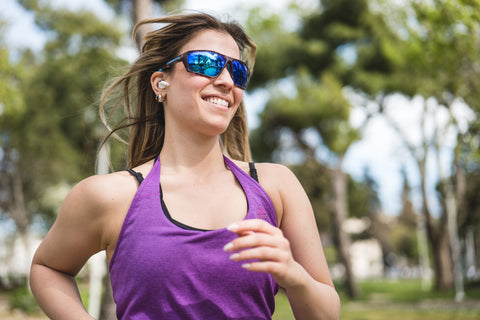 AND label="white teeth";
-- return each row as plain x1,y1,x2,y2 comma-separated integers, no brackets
205,97,229,108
